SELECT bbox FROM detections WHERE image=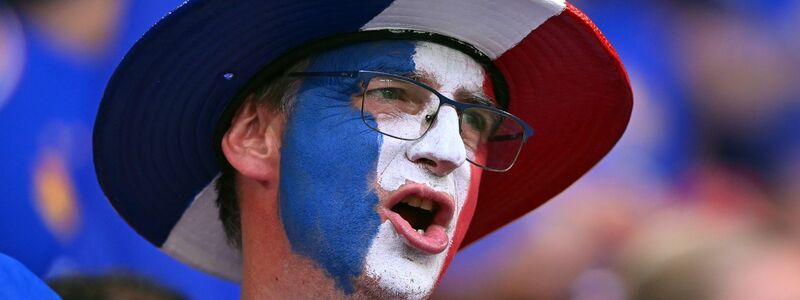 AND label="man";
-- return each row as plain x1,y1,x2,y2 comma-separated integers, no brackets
93,0,632,298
